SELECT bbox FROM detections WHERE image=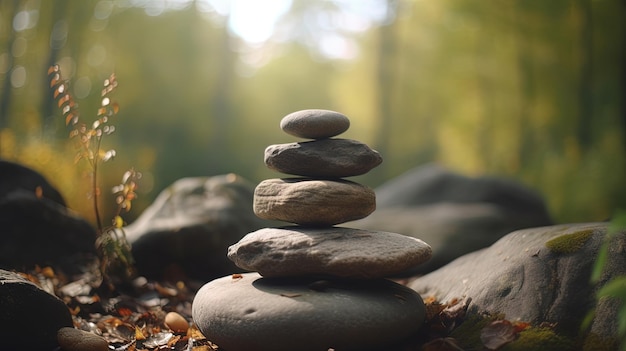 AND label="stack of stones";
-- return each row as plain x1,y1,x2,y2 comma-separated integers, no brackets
192,110,433,351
